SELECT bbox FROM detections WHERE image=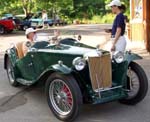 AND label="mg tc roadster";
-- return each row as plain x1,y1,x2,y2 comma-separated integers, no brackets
4,37,148,121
